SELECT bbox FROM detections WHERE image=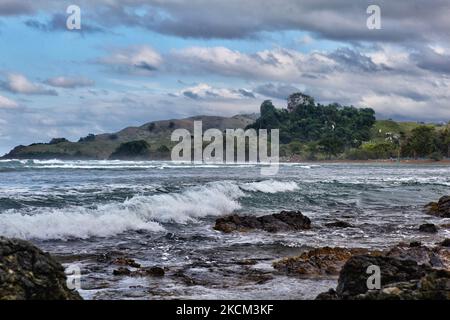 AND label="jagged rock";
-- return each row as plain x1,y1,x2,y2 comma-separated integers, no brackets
273,247,378,276
214,211,311,233
419,223,438,233
325,220,354,228
425,196,450,218
0,237,82,300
